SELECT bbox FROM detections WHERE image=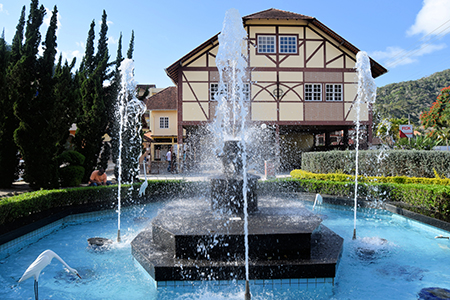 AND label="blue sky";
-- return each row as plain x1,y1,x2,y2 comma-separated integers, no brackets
1,0,450,88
